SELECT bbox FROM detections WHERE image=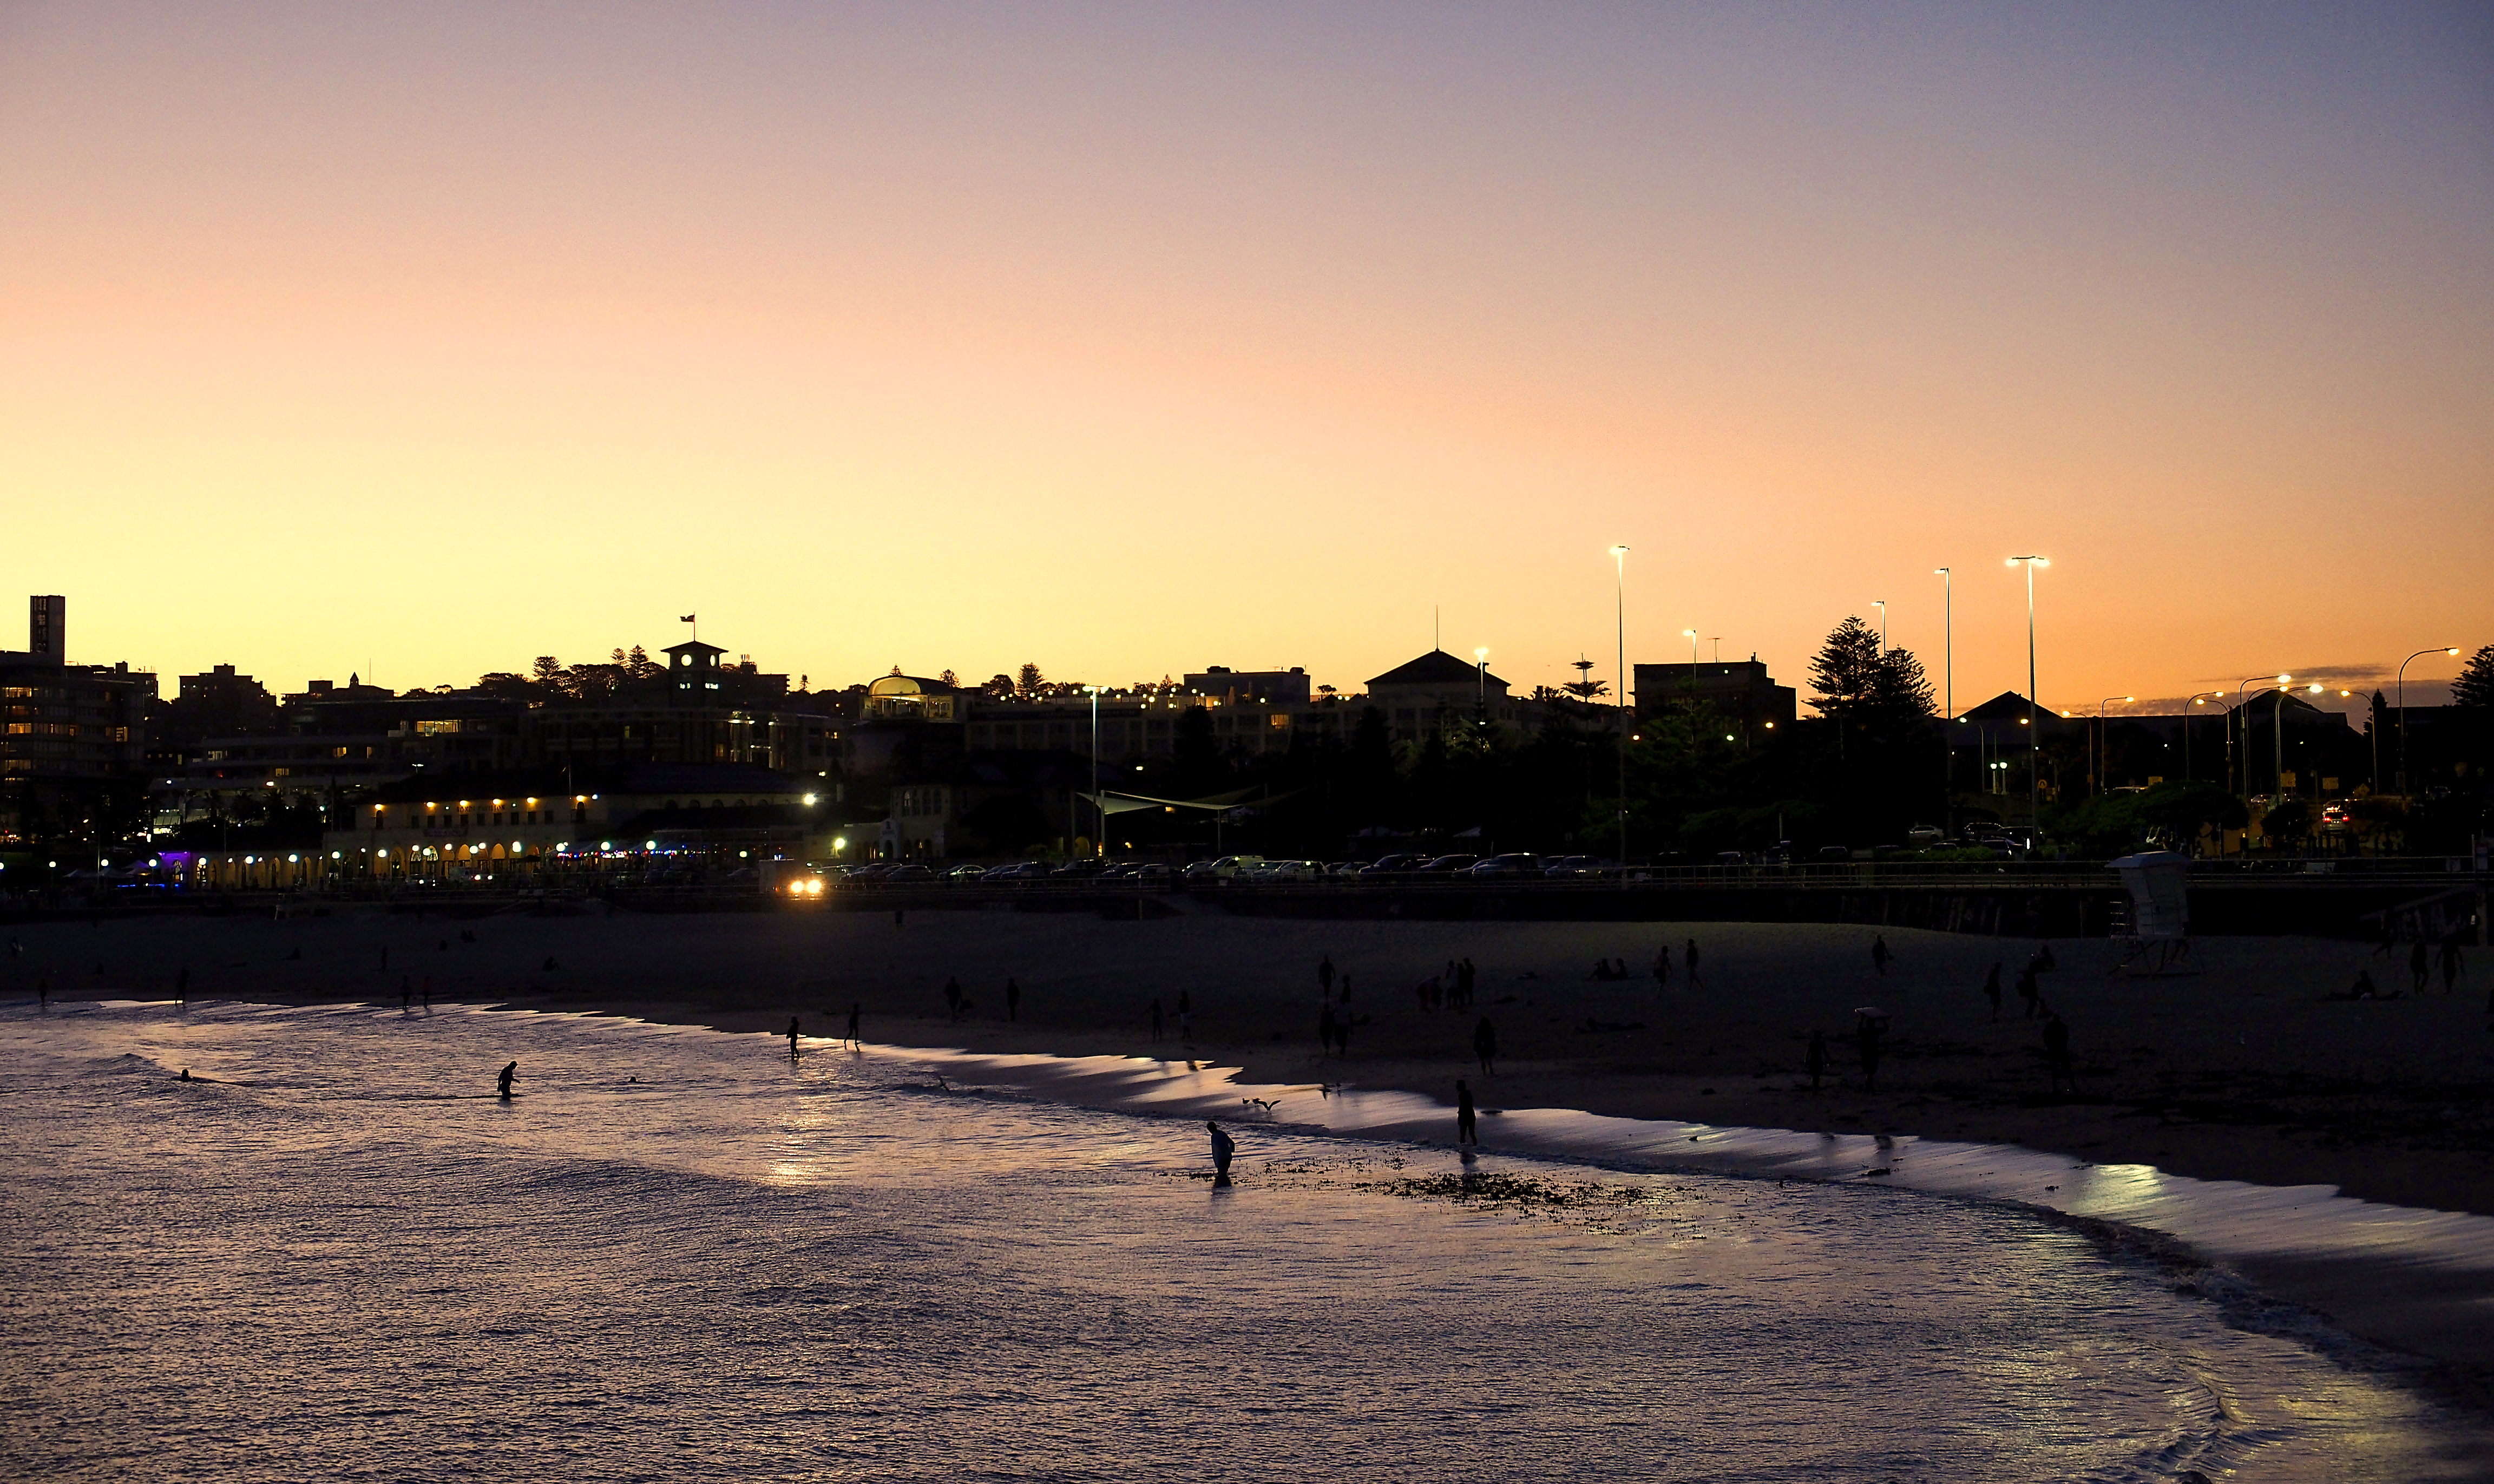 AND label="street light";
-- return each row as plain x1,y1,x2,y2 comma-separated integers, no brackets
2396,647,2462,796
1611,546,1630,864
1872,600,1887,651
2006,557,2048,823
1473,647,1489,722
2182,692,2222,787
2093,697,2133,795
